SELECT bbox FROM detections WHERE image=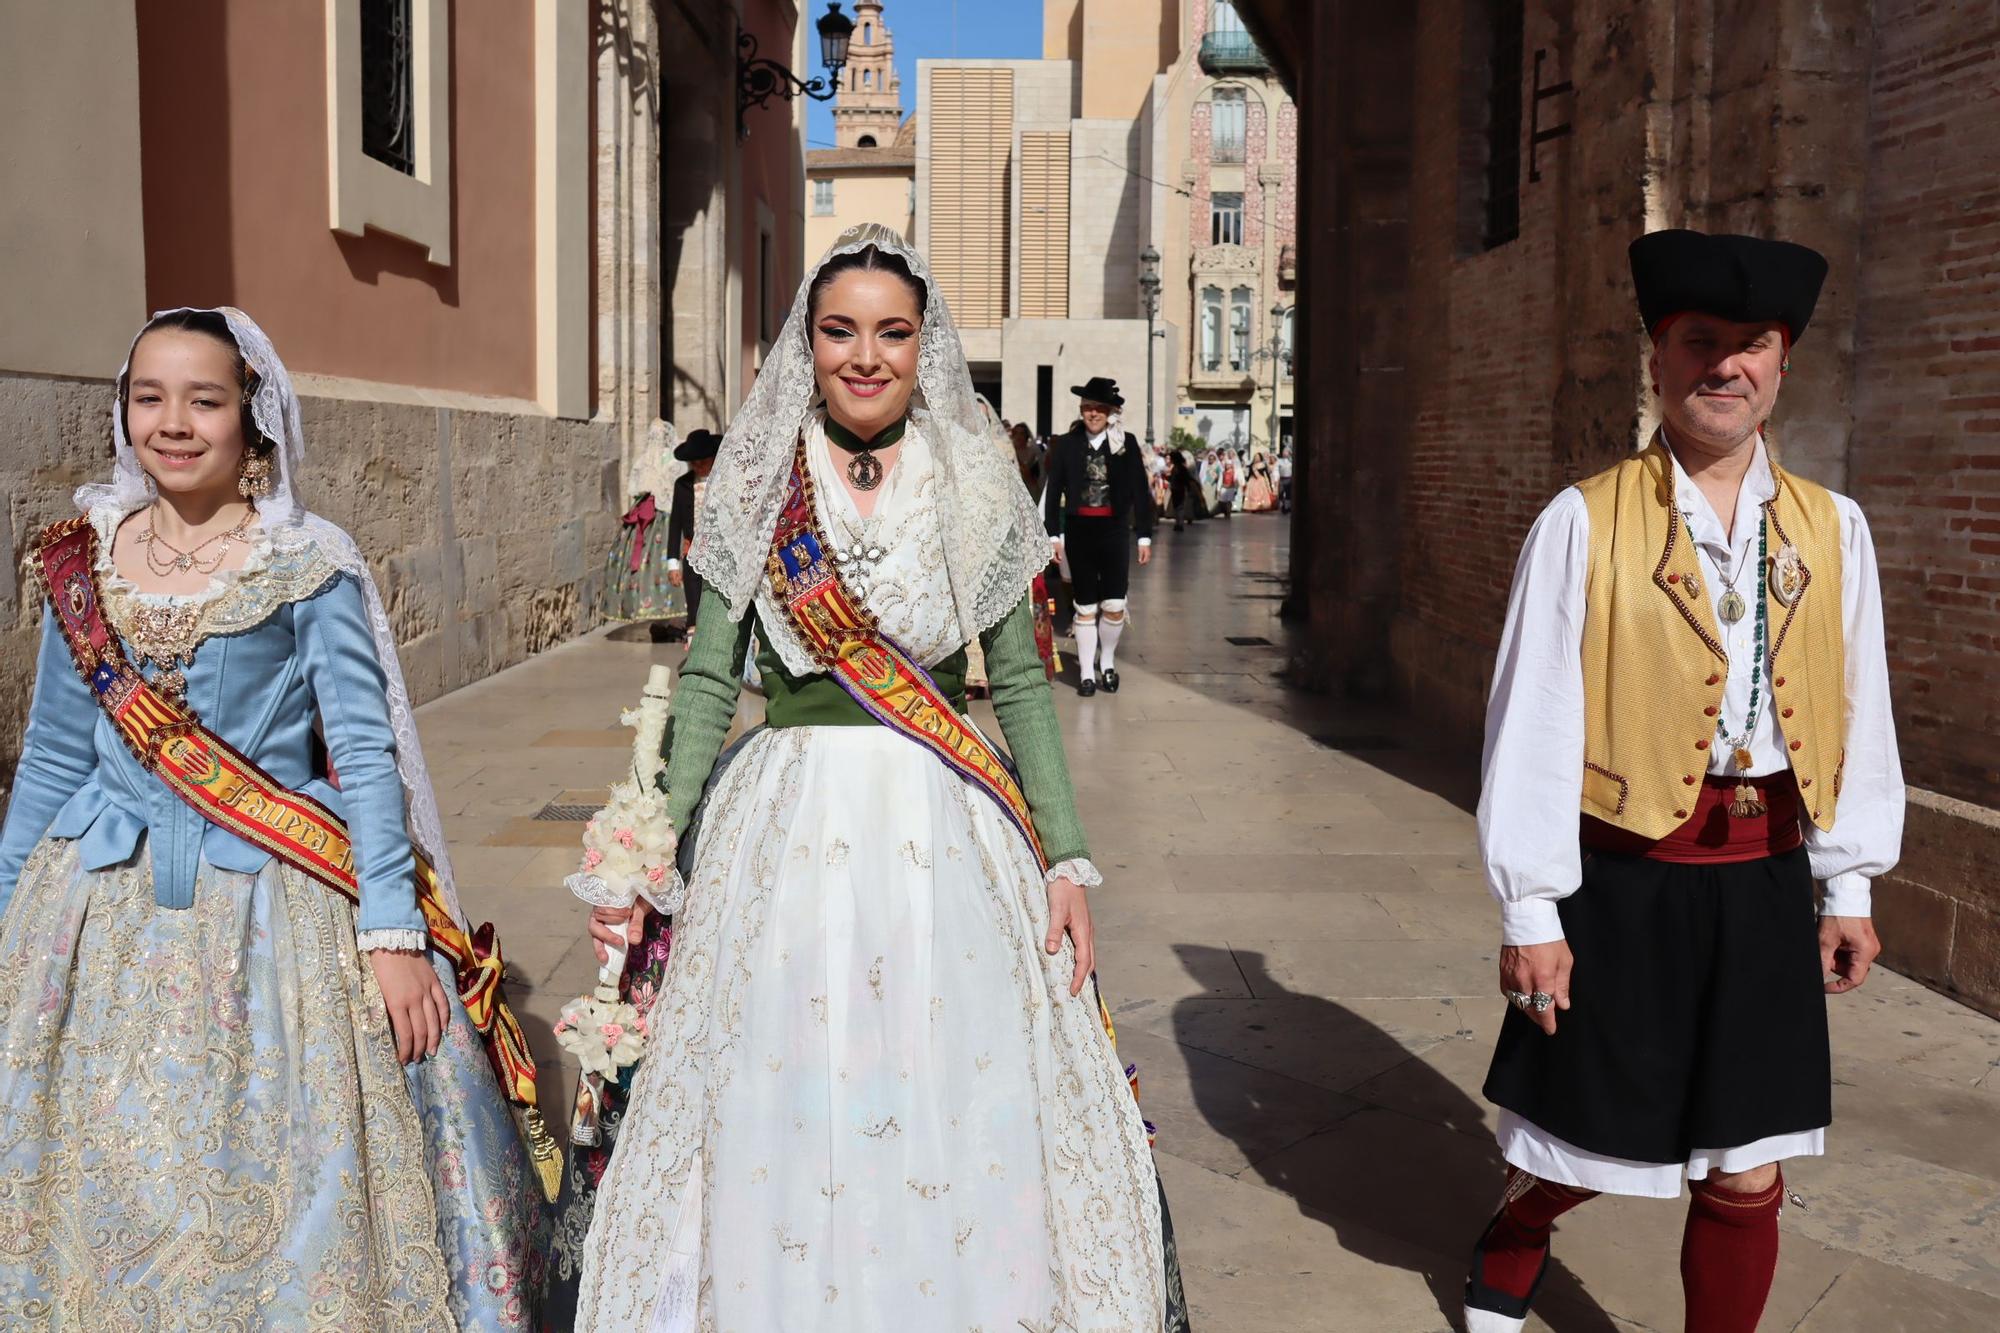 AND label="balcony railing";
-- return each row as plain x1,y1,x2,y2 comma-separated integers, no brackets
1199,30,1269,75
